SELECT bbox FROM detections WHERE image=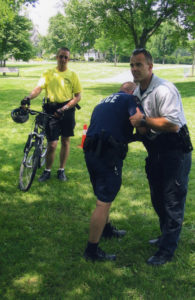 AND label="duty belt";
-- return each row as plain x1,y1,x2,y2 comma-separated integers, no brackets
83,134,128,160
142,125,193,154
